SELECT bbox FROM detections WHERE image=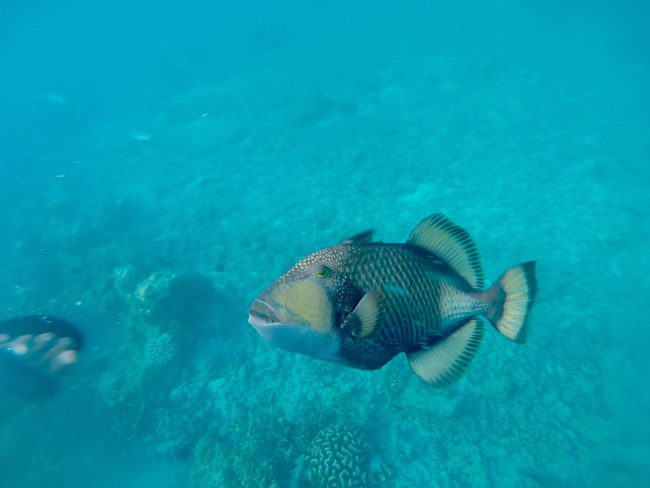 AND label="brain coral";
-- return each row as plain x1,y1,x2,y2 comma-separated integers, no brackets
144,332,176,366
305,425,372,488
